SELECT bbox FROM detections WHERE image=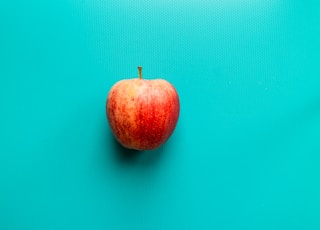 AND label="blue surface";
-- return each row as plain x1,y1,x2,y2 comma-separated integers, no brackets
1,1,320,229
